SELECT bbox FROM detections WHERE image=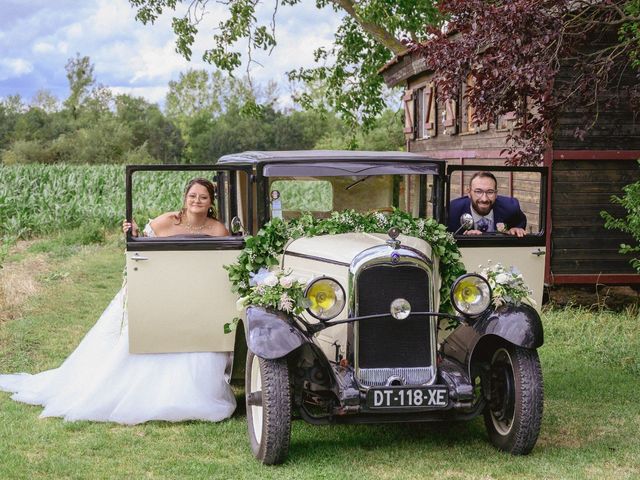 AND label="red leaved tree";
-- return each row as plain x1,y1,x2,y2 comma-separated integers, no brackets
409,0,640,165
